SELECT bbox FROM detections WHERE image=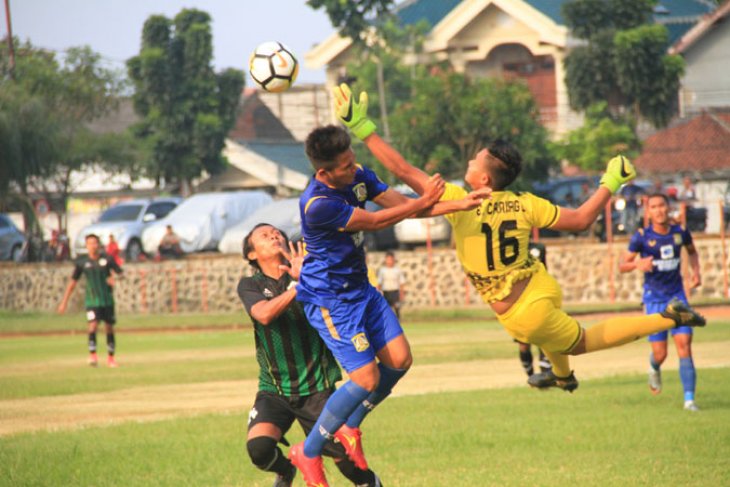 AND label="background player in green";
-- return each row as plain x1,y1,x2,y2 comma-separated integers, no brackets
238,223,382,487
58,234,123,367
